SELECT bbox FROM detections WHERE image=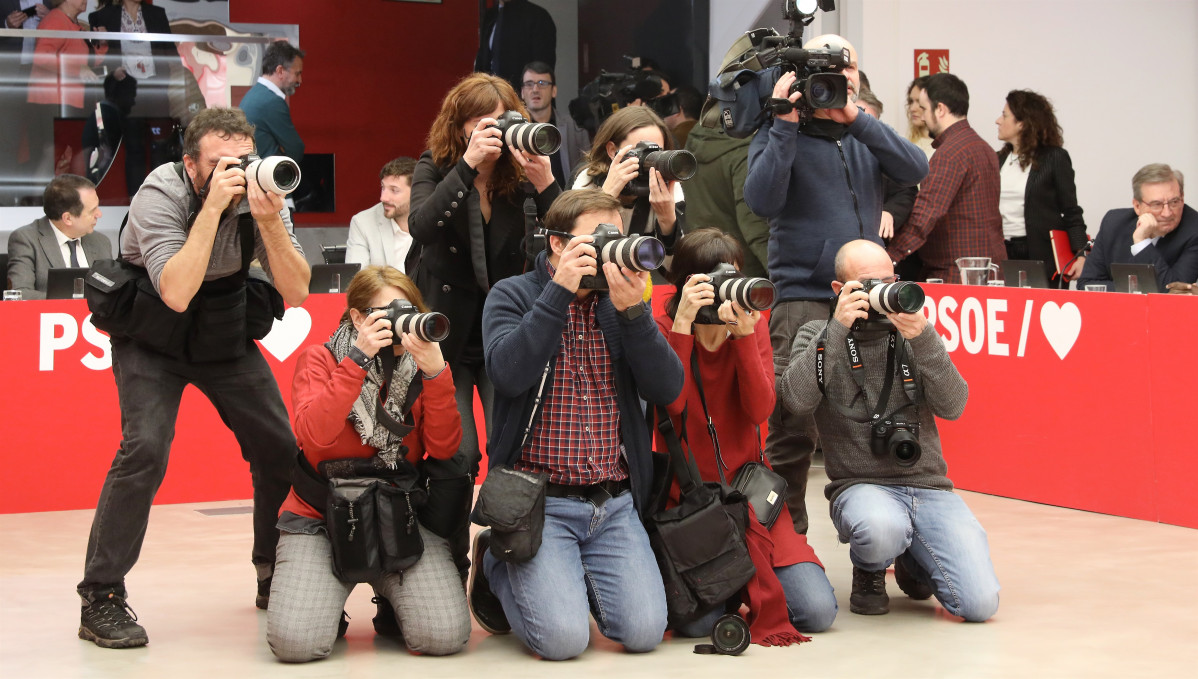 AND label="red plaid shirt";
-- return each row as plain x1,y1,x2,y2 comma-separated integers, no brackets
887,120,1005,283
515,265,627,485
